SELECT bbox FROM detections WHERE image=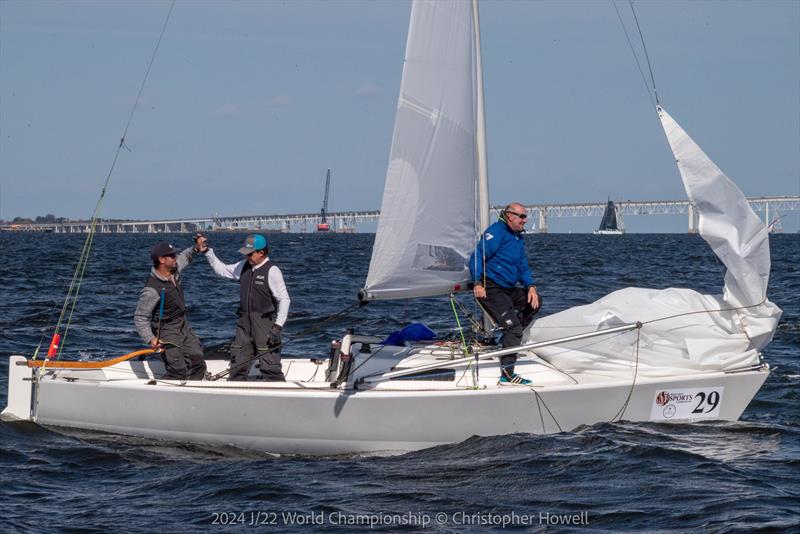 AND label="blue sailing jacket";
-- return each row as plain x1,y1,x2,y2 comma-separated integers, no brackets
469,219,535,289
